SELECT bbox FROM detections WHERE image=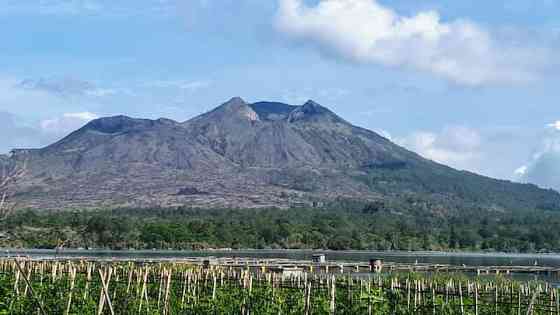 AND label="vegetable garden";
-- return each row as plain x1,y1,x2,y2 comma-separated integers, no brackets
0,259,558,314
